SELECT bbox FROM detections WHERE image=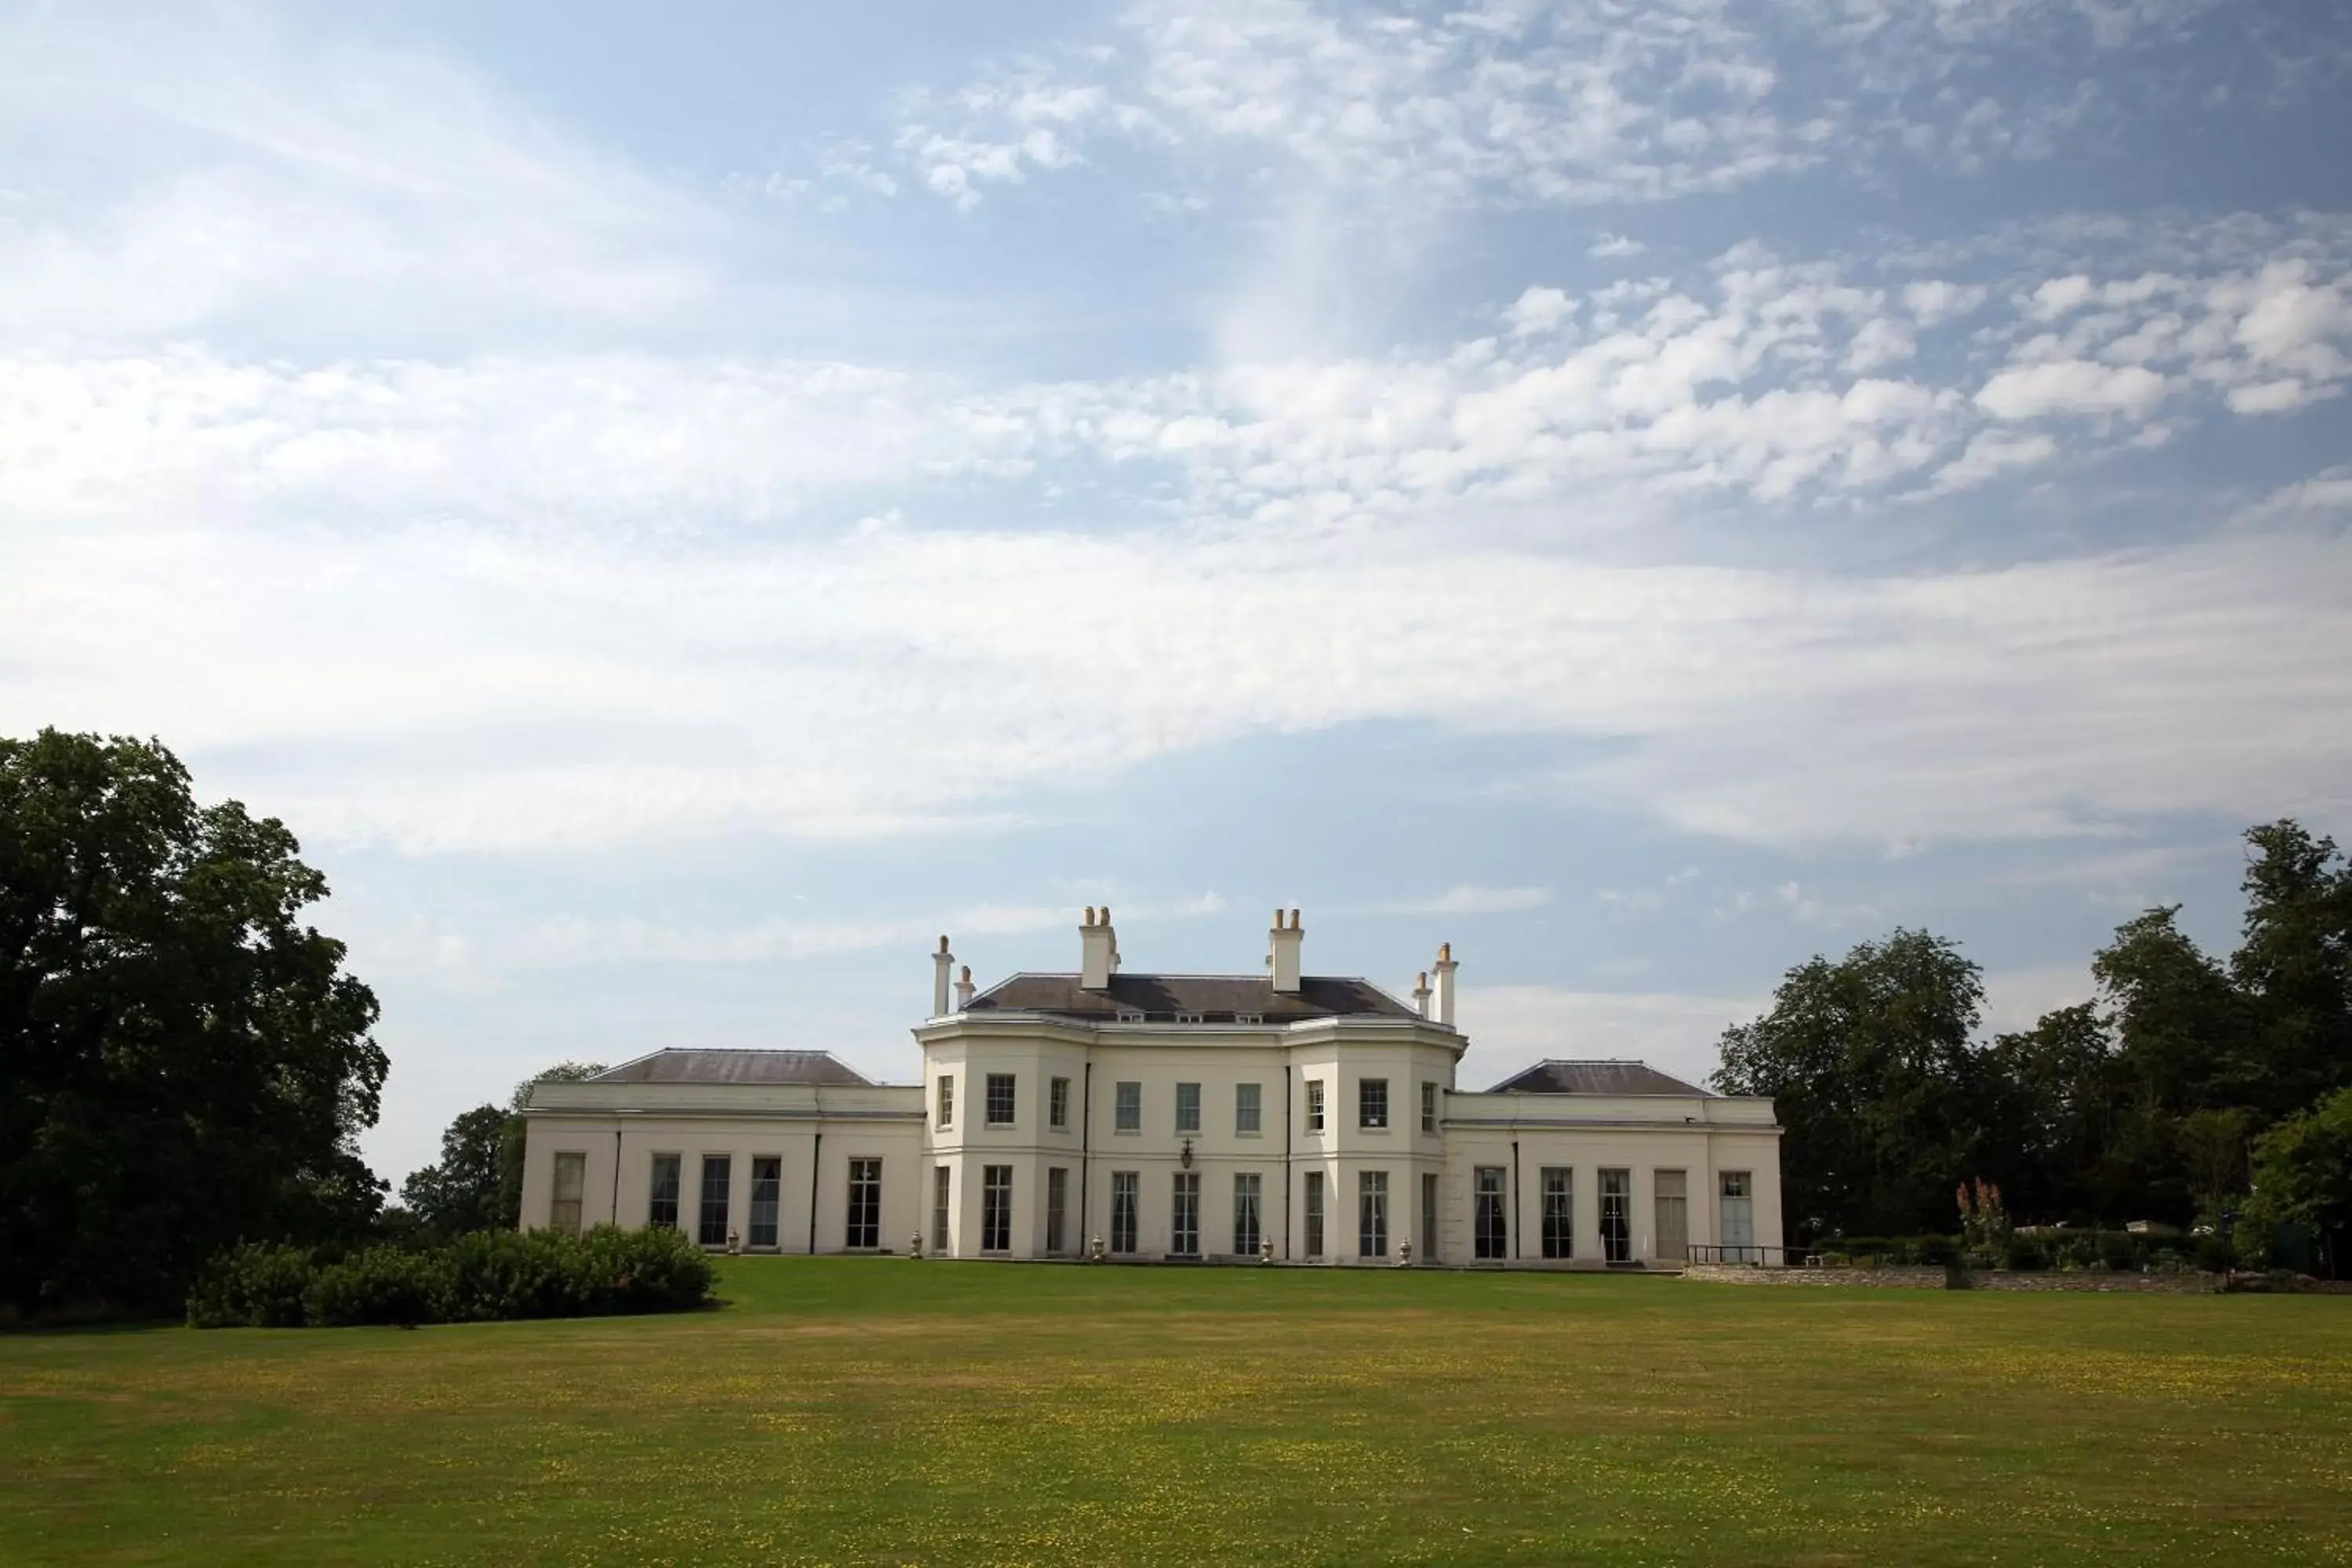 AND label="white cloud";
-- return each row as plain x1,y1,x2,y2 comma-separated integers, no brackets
1975,359,2170,419
1589,233,1646,258
1366,886,1554,916
1929,430,2059,492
